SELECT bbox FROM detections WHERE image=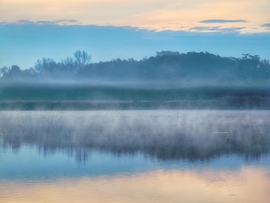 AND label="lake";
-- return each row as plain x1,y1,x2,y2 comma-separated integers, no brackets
0,110,270,203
